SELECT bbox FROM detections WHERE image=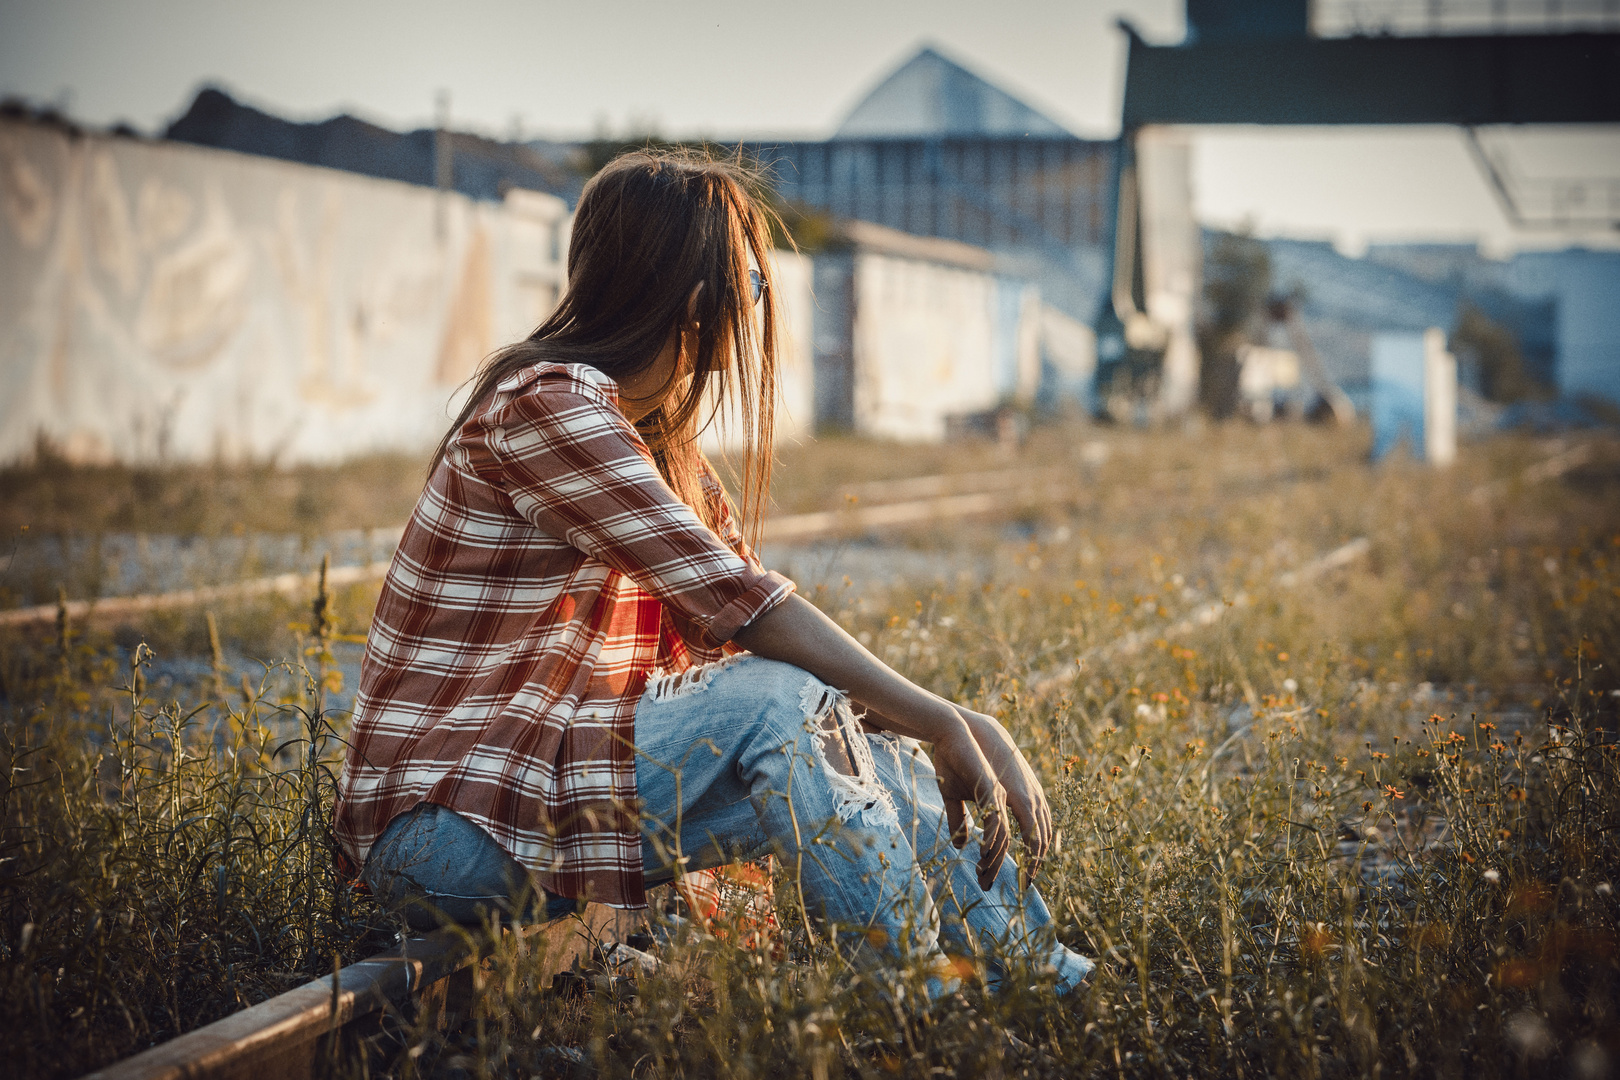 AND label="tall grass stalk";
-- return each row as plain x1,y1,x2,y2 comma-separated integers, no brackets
2,424,1617,1078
